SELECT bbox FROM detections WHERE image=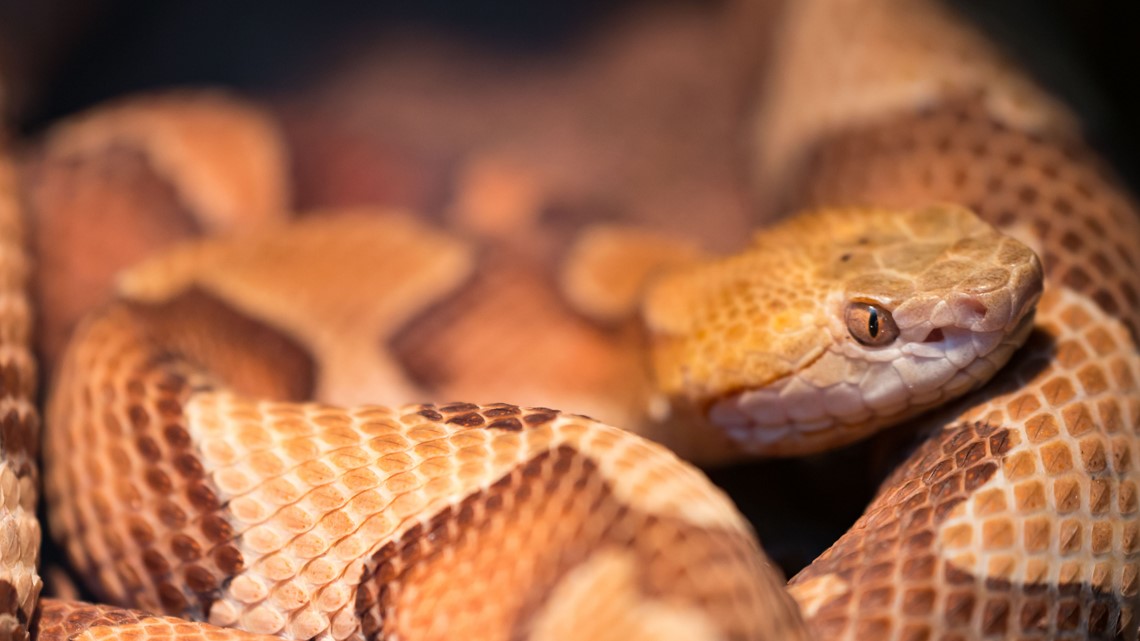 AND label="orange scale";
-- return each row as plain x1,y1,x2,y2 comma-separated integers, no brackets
354,406,396,420
1093,405,1128,441
421,474,459,498
270,581,310,610
241,605,286,636
329,609,359,641
452,443,491,464
316,427,360,448
940,523,973,550
1022,516,1052,553
1057,519,1084,556
1122,523,1140,557
228,495,268,523
223,407,265,424
287,612,326,641
1120,481,1139,514
365,433,411,455
295,460,336,486
1076,364,1110,395
280,438,320,463
244,525,286,555
406,426,447,443
1013,479,1047,512
338,468,380,494
383,471,421,495
411,441,453,460
326,447,370,471
1040,442,1076,476
1022,558,1051,586
316,510,356,537
212,467,254,497
415,455,456,478
389,492,427,520
1090,521,1115,555
376,452,415,473
328,533,367,561
302,484,348,512
314,582,352,613
1091,561,1116,591
298,556,339,585
275,504,316,533
311,413,352,429
445,426,486,445
1058,560,1084,585
114,477,144,506
1061,404,1096,437
233,425,273,451
289,531,332,559
344,489,387,515
971,488,1008,517
1109,357,1138,389
266,418,312,438
230,574,270,604
1080,439,1110,475
257,553,299,582
259,477,304,505
264,404,306,418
